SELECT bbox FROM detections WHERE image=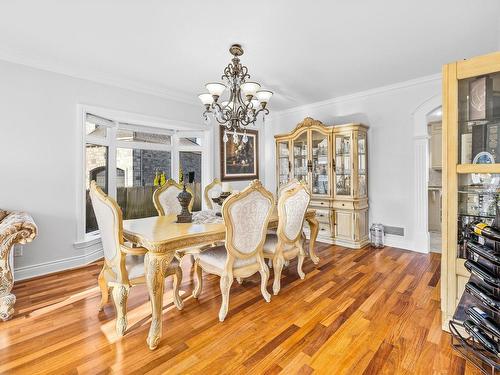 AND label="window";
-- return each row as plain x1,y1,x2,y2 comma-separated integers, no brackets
82,110,208,238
